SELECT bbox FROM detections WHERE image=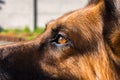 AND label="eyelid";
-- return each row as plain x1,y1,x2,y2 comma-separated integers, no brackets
58,32,66,37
